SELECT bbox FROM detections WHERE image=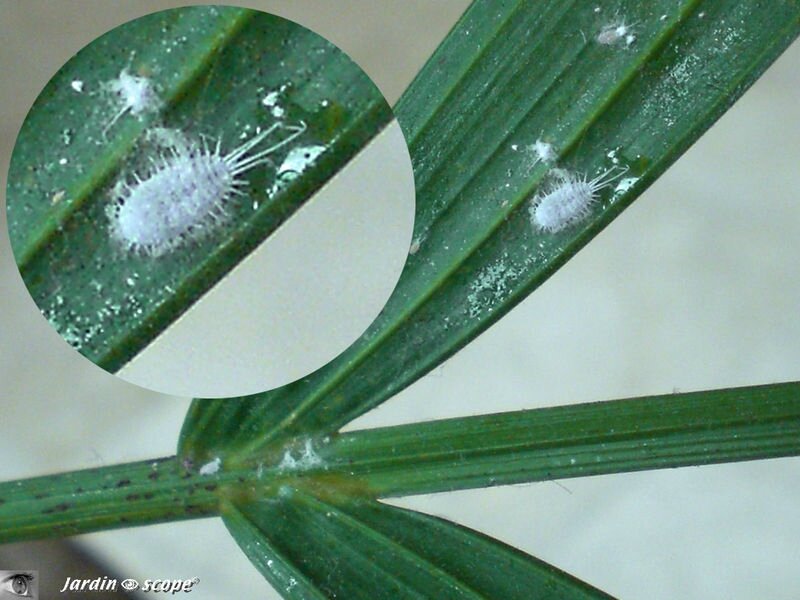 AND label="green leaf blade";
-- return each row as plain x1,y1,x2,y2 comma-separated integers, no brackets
0,457,219,543
179,0,800,465
317,382,800,497
224,489,612,599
